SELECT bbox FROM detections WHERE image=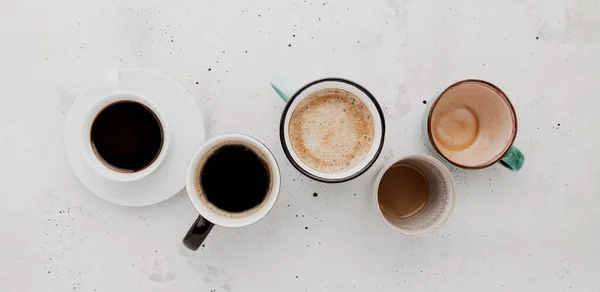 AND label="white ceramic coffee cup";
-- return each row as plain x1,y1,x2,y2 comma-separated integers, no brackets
80,90,170,182
373,154,456,237
271,77,385,183
183,134,281,250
